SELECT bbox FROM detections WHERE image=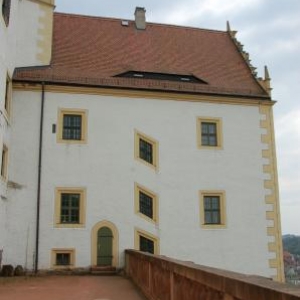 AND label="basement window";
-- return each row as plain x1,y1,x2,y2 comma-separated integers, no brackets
115,71,207,84
51,249,75,268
